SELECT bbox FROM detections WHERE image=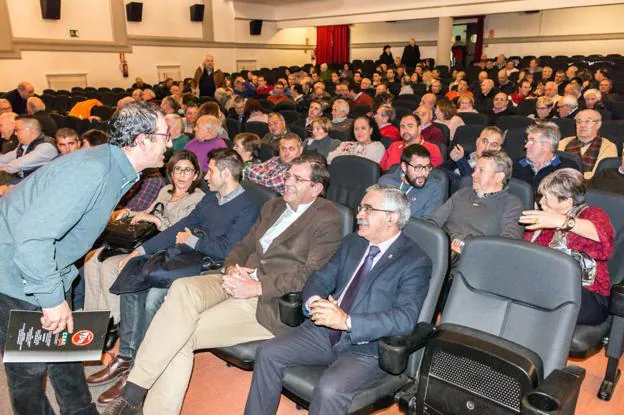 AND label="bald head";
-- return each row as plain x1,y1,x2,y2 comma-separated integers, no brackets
195,115,221,141
117,96,135,109
420,93,437,109
0,112,18,138
17,82,35,99
481,79,495,94
27,97,45,115
203,54,215,70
